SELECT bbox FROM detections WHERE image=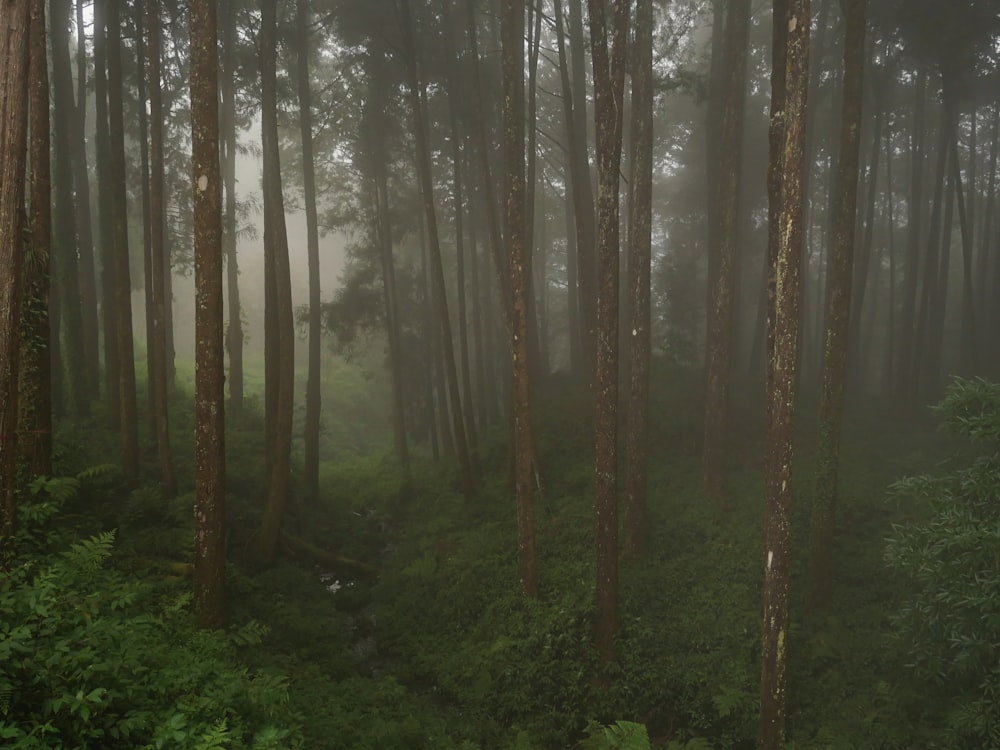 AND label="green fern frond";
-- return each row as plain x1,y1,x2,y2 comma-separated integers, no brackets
62,531,117,572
